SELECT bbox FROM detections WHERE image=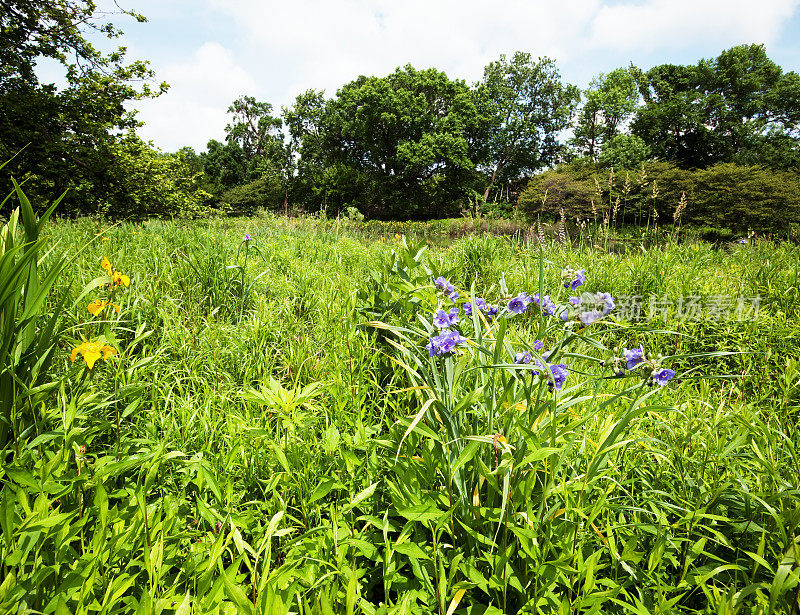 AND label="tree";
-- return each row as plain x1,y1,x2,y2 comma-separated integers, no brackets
0,0,169,215
631,44,800,170
475,52,579,200
571,68,639,161
200,96,291,210
290,66,480,219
